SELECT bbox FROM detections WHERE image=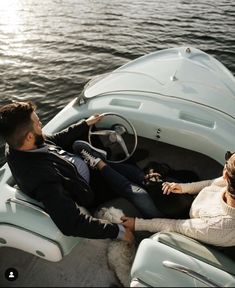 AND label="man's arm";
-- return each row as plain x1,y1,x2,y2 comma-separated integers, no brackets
46,120,89,152
36,181,120,239
46,114,103,152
